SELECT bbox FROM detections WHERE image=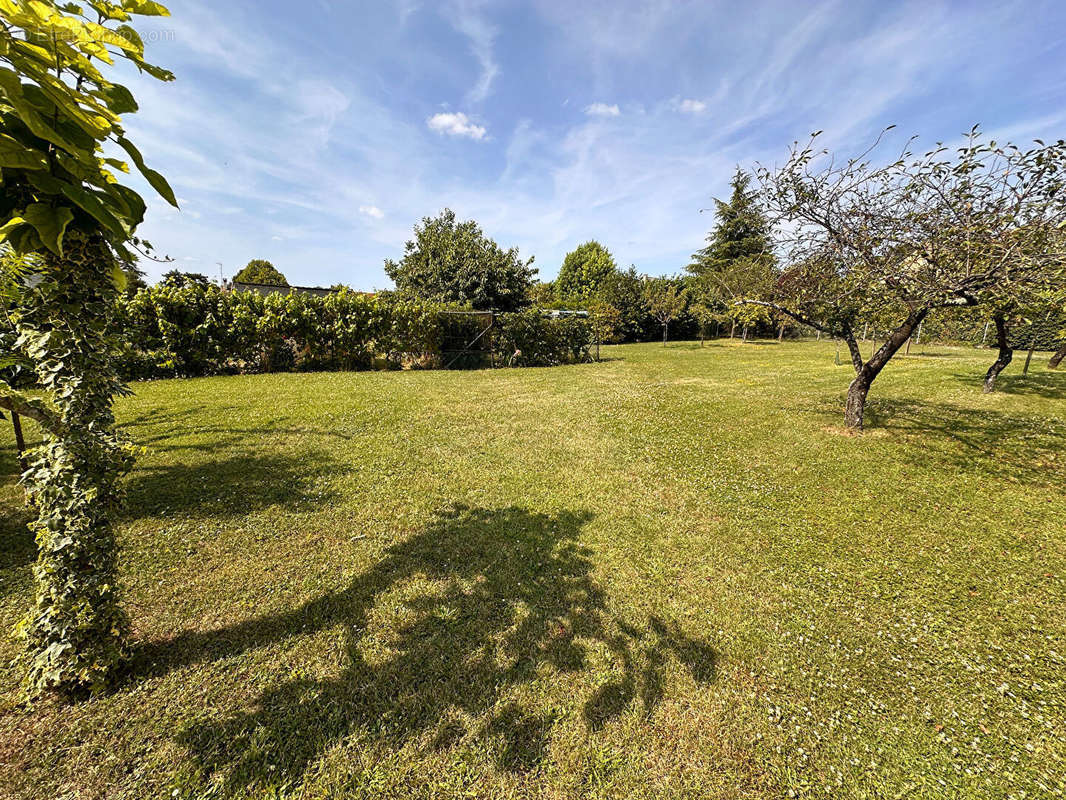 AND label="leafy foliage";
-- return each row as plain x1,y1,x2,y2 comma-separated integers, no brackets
642,277,689,344
495,310,592,366
385,209,536,312
159,269,208,289
234,259,288,286
0,0,177,263
119,283,591,377
556,241,617,302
